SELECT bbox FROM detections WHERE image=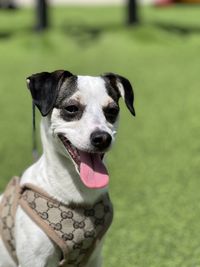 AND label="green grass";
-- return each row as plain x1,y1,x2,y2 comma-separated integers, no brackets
1,5,200,267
